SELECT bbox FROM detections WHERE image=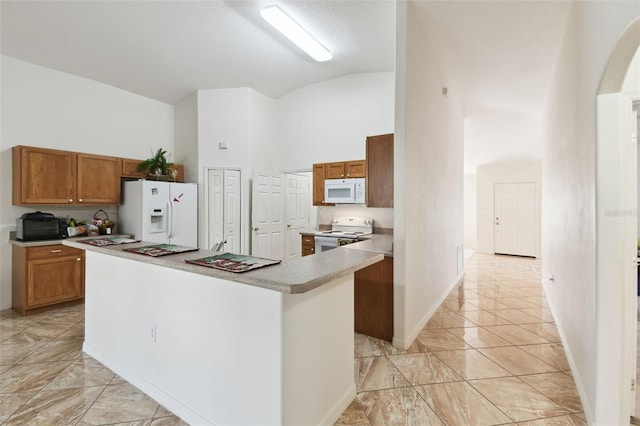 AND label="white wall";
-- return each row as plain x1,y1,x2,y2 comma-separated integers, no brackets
393,1,465,348
195,88,280,254
541,3,640,423
476,161,541,257
277,72,395,170
0,55,174,310
463,174,478,250
174,92,198,184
